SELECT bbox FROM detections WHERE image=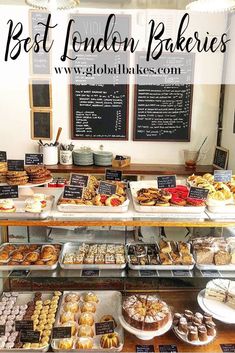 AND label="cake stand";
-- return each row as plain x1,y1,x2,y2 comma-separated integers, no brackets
119,315,172,340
